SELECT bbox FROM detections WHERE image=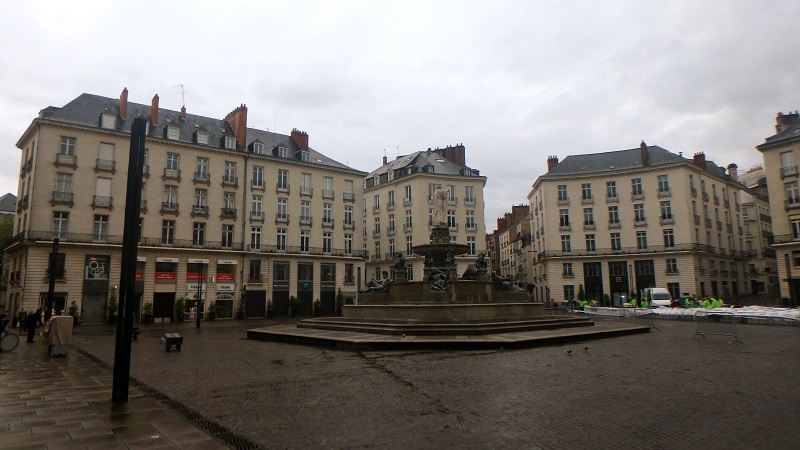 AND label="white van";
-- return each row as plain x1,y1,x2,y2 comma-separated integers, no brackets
643,288,672,307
